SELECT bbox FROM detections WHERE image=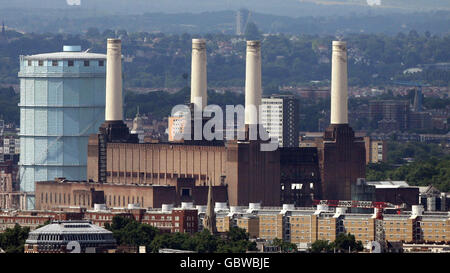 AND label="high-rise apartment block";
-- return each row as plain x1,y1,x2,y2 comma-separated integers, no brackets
236,9,250,36
261,95,299,148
